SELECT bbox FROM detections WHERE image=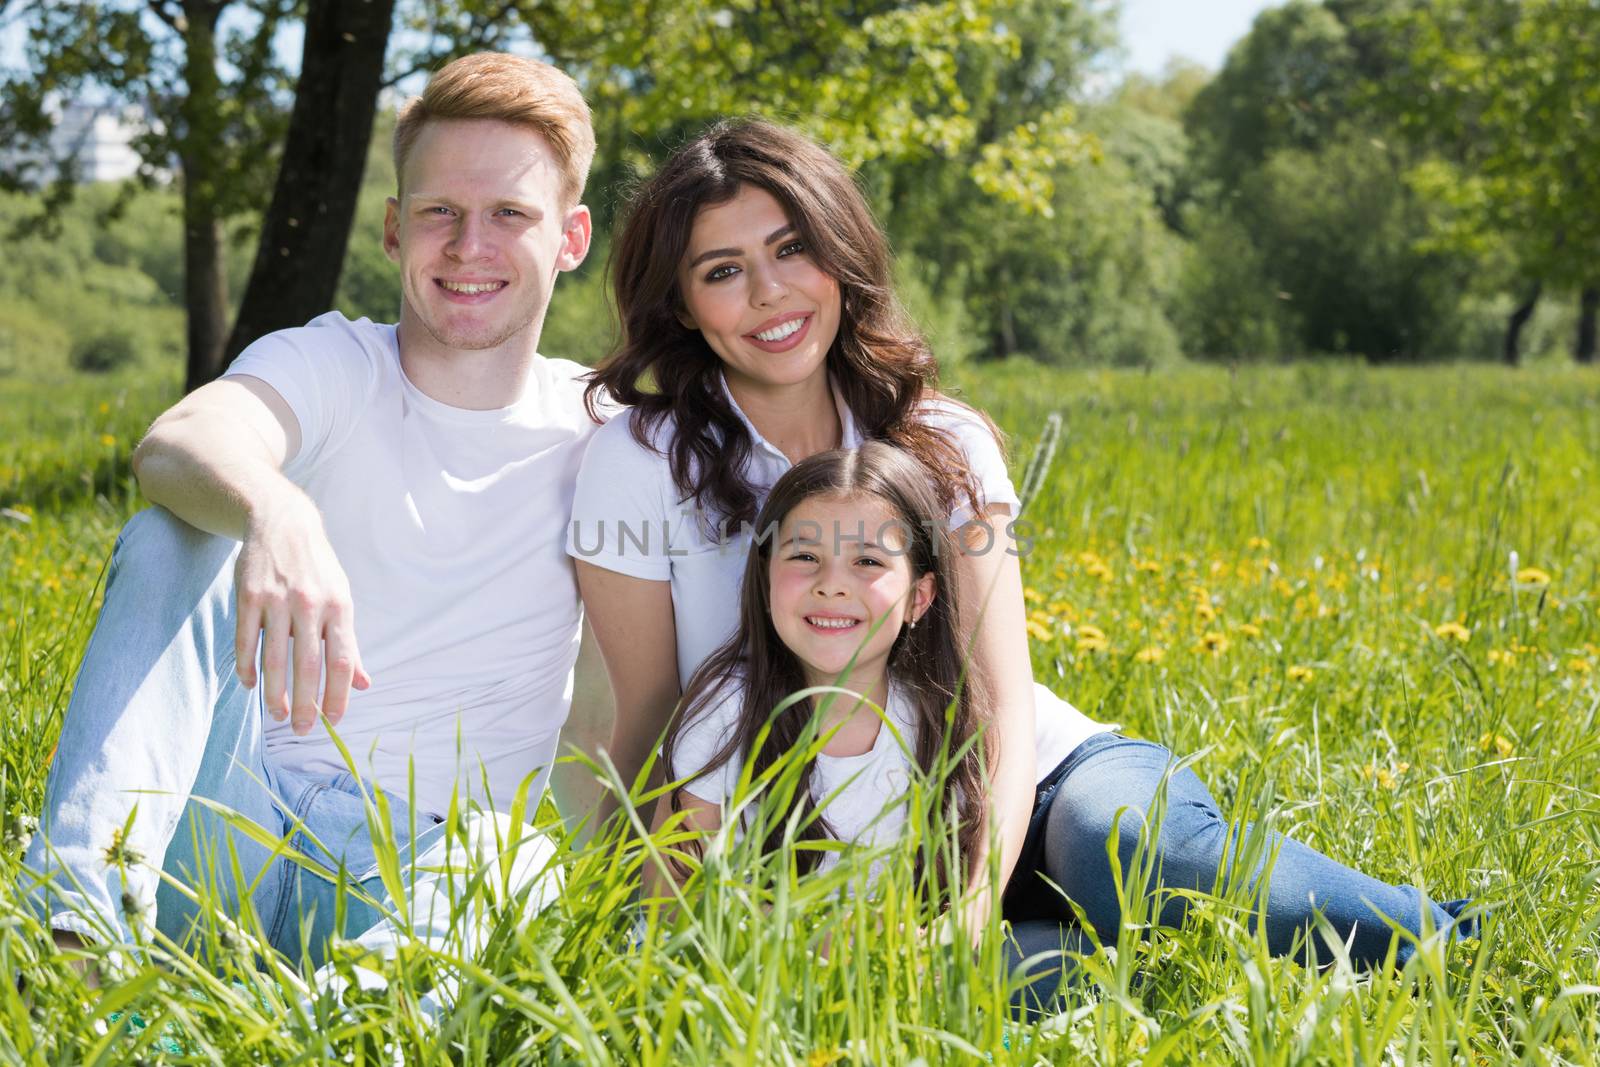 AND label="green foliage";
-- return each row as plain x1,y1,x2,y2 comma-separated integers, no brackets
1370,0,1600,292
